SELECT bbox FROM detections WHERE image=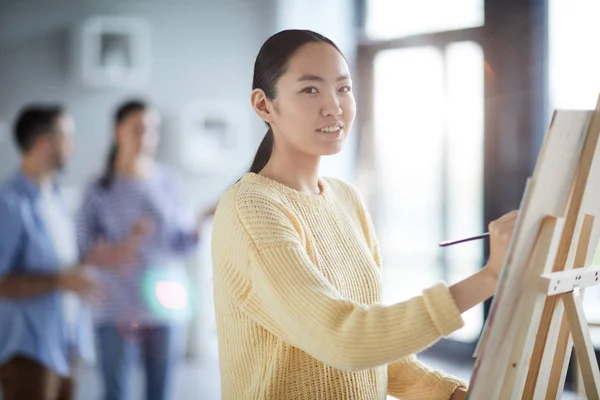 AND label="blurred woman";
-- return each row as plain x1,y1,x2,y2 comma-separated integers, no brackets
77,100,214,400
